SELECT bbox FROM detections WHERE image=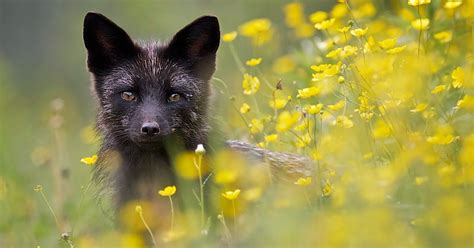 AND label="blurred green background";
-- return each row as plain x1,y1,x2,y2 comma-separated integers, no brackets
0,0,330,246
